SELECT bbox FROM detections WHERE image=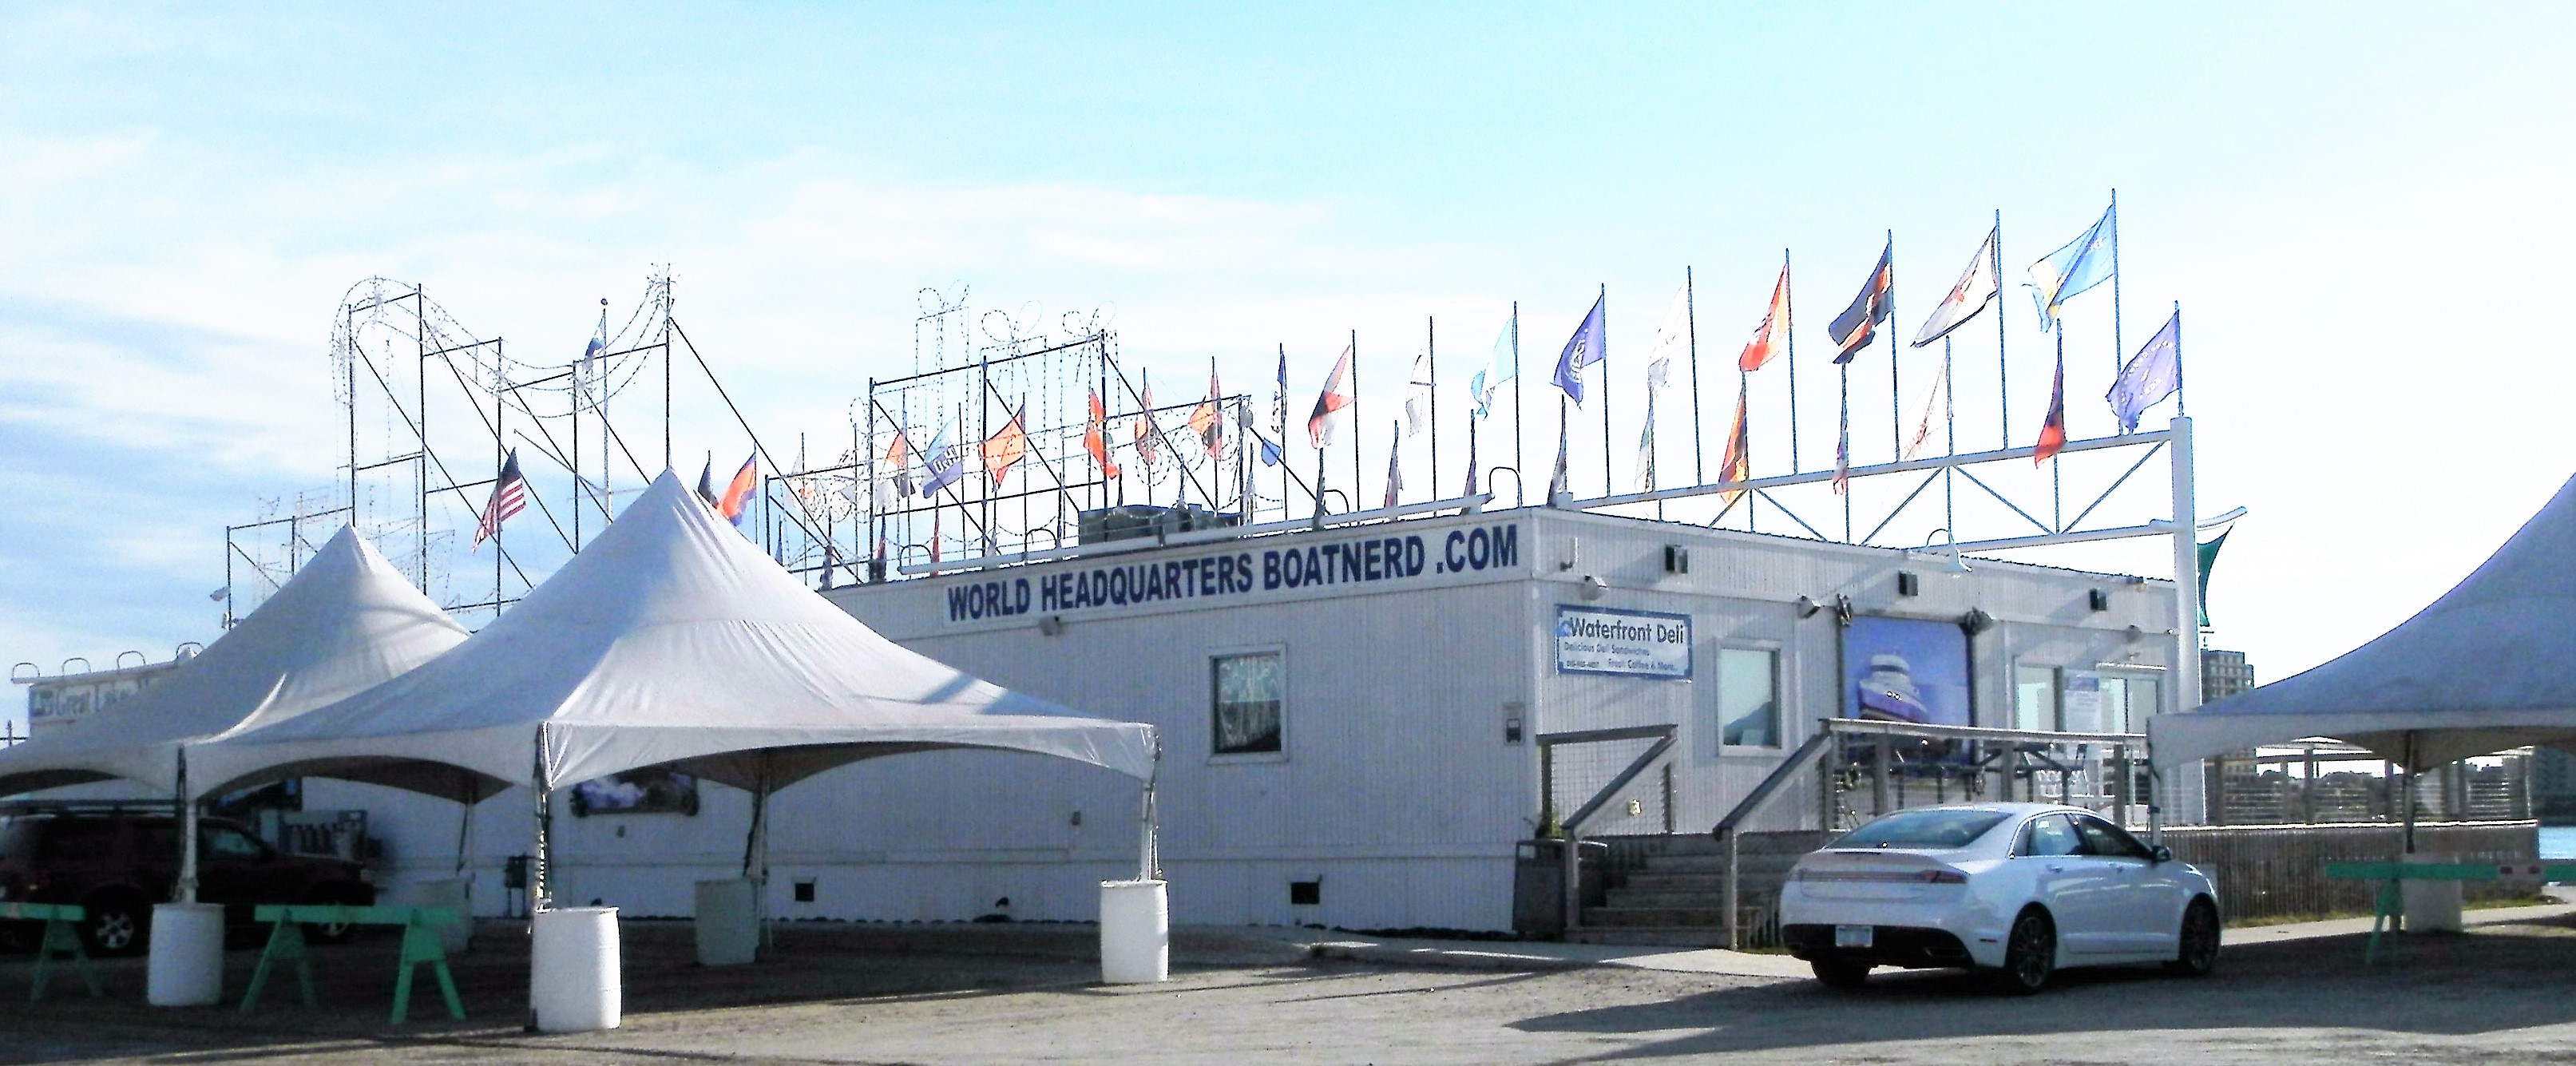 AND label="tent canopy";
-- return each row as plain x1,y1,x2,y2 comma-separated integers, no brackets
2150,472,2576,770
0,527,470,798
192,470,1157,803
